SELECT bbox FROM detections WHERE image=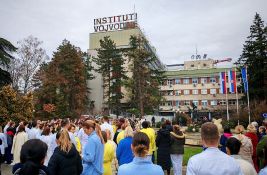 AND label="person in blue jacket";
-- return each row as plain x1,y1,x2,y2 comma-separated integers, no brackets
81,120,104,175
118,132,164,175
116,126,134,165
